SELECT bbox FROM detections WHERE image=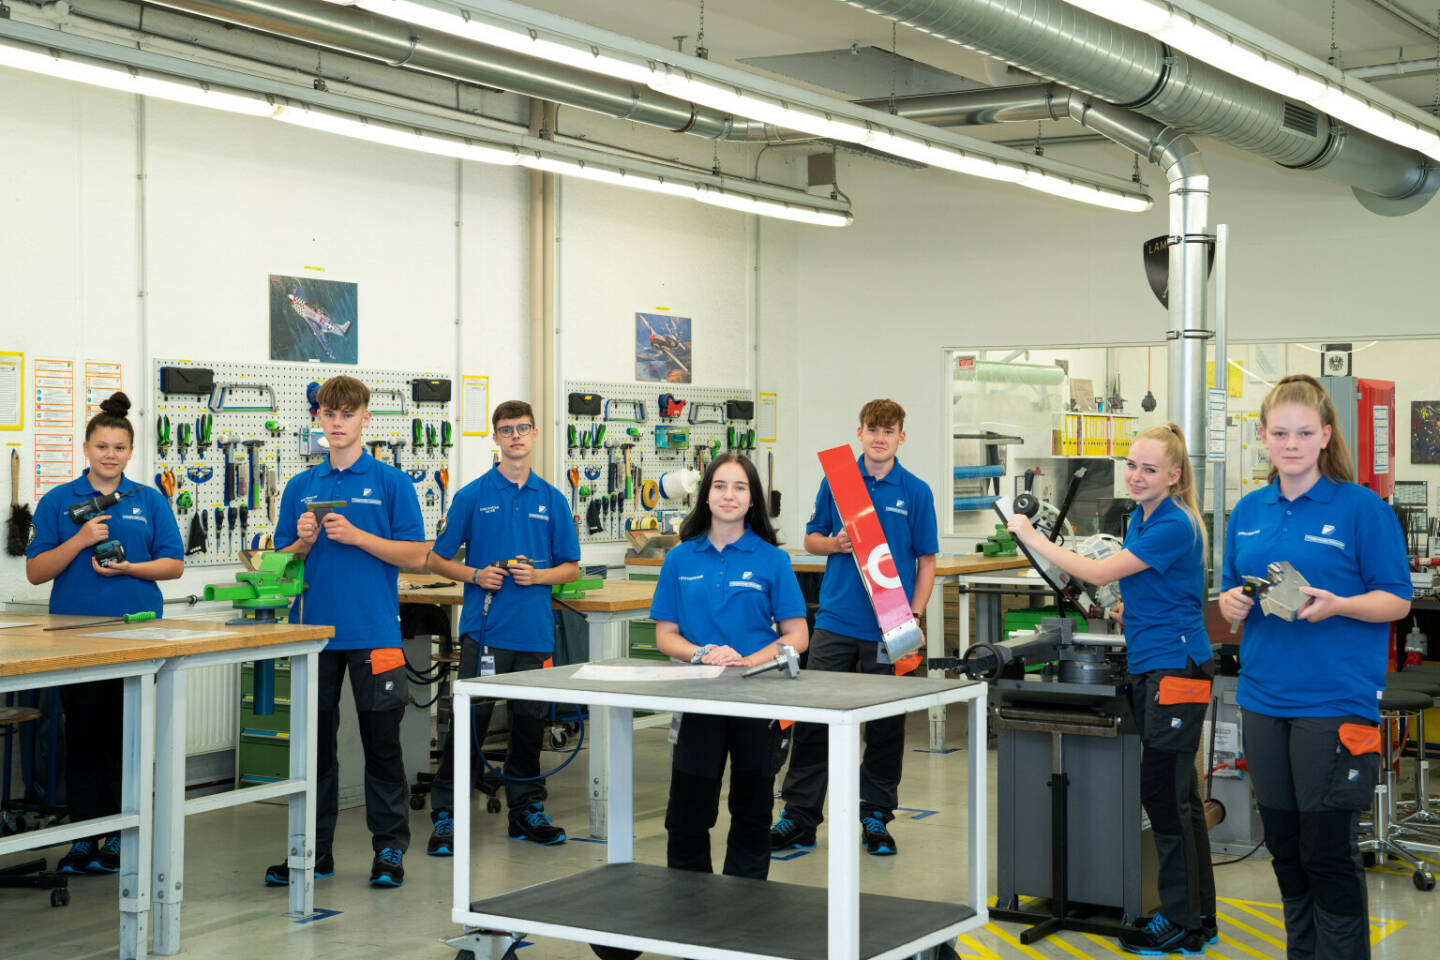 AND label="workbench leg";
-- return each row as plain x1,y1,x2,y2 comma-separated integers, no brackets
287,651,318,919
827,721,861,960
152,666,186,954
452,691,472,925
586,612,619,839
605,705,634,864
968,687,989,925
926,576,951,750
119,672,155,960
